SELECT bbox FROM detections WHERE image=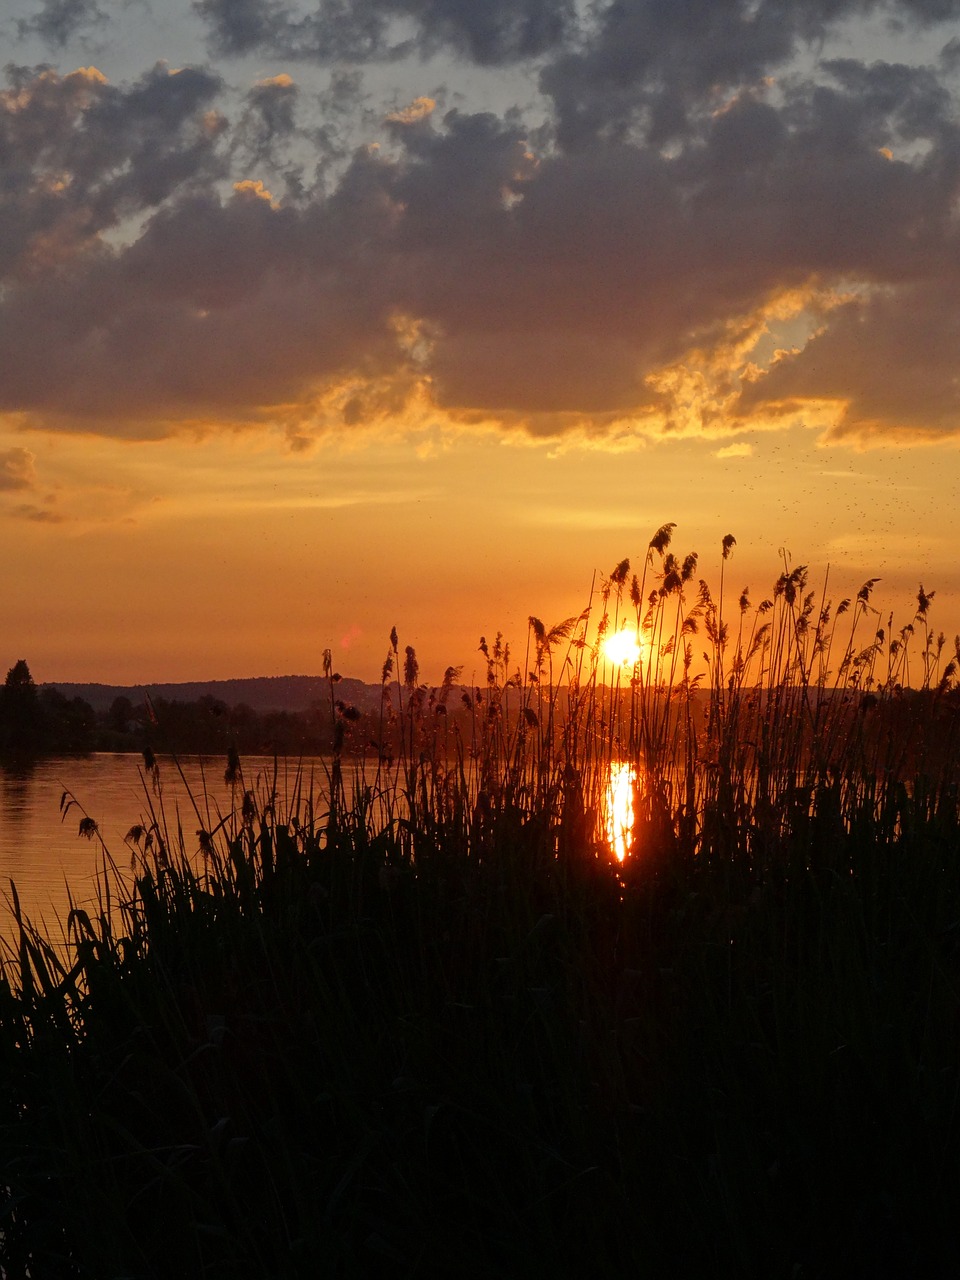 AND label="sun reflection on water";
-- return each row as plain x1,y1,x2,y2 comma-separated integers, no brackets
604,762,637,862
